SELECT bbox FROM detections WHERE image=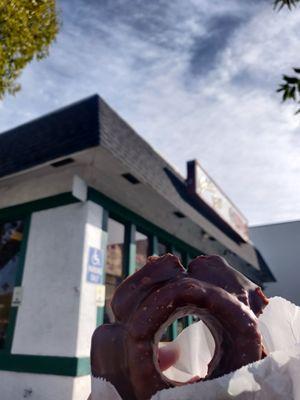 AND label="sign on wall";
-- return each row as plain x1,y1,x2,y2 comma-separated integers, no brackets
95,284,106,307
12,287,23,307
86,247,104,284
187,160,249,242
